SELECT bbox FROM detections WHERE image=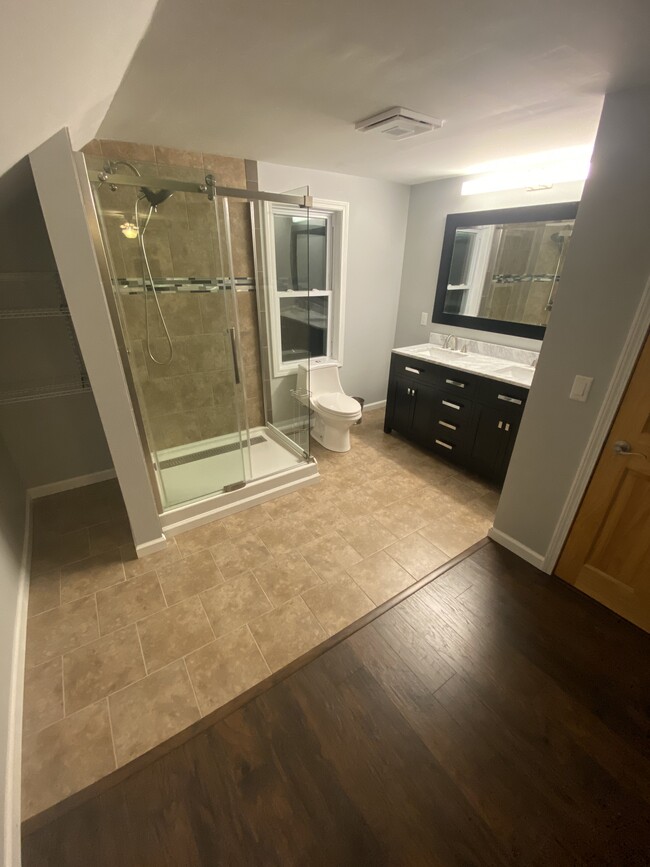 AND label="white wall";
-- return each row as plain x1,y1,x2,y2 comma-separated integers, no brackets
0,432,27,866
394,176,585,350
258,162,411,403
494,86,650,561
